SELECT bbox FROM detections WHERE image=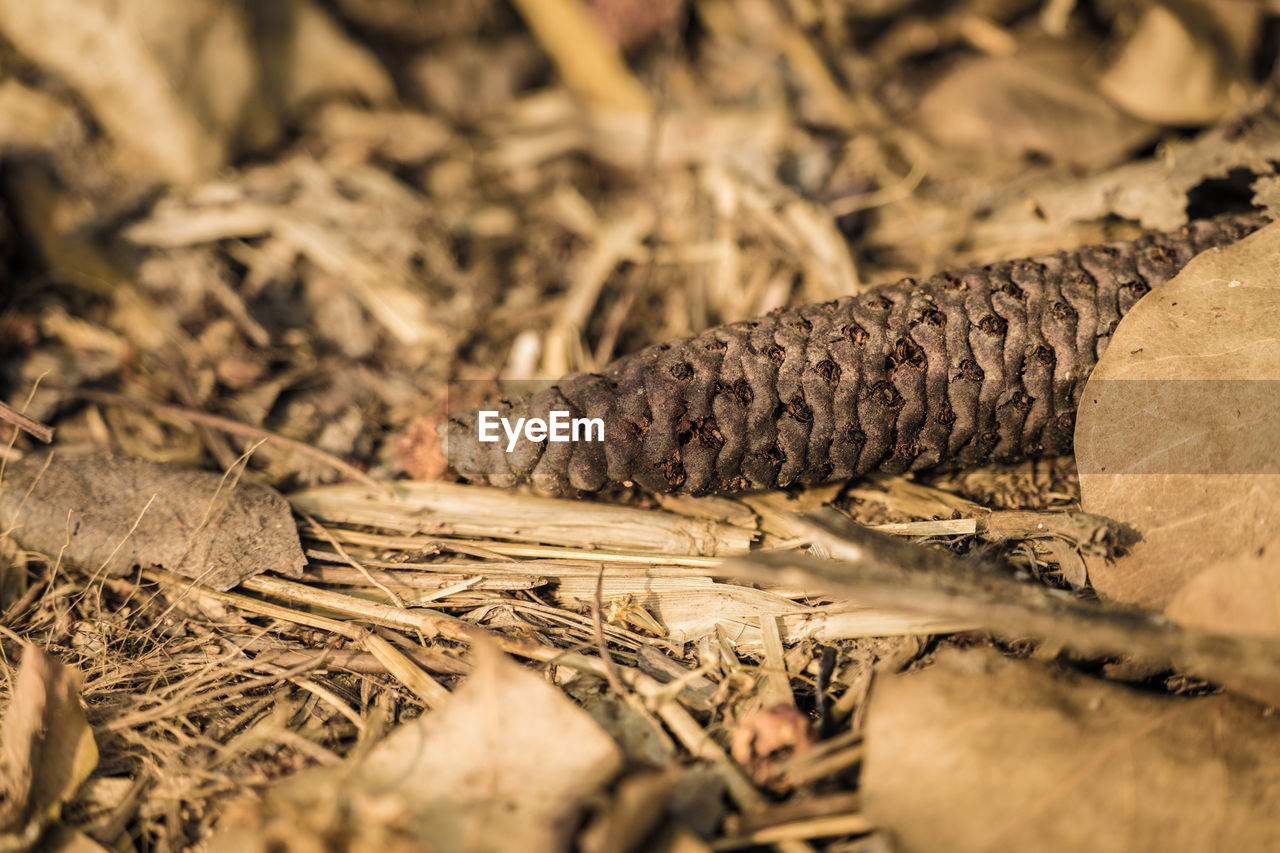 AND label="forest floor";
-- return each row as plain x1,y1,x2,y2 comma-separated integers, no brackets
1,1,1279,851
